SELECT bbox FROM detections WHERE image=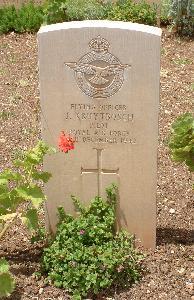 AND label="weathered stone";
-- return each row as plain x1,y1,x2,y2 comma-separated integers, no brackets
38,20,161,249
